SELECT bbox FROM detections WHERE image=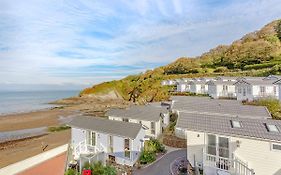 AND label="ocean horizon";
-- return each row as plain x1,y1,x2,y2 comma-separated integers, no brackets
0,90,79,116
